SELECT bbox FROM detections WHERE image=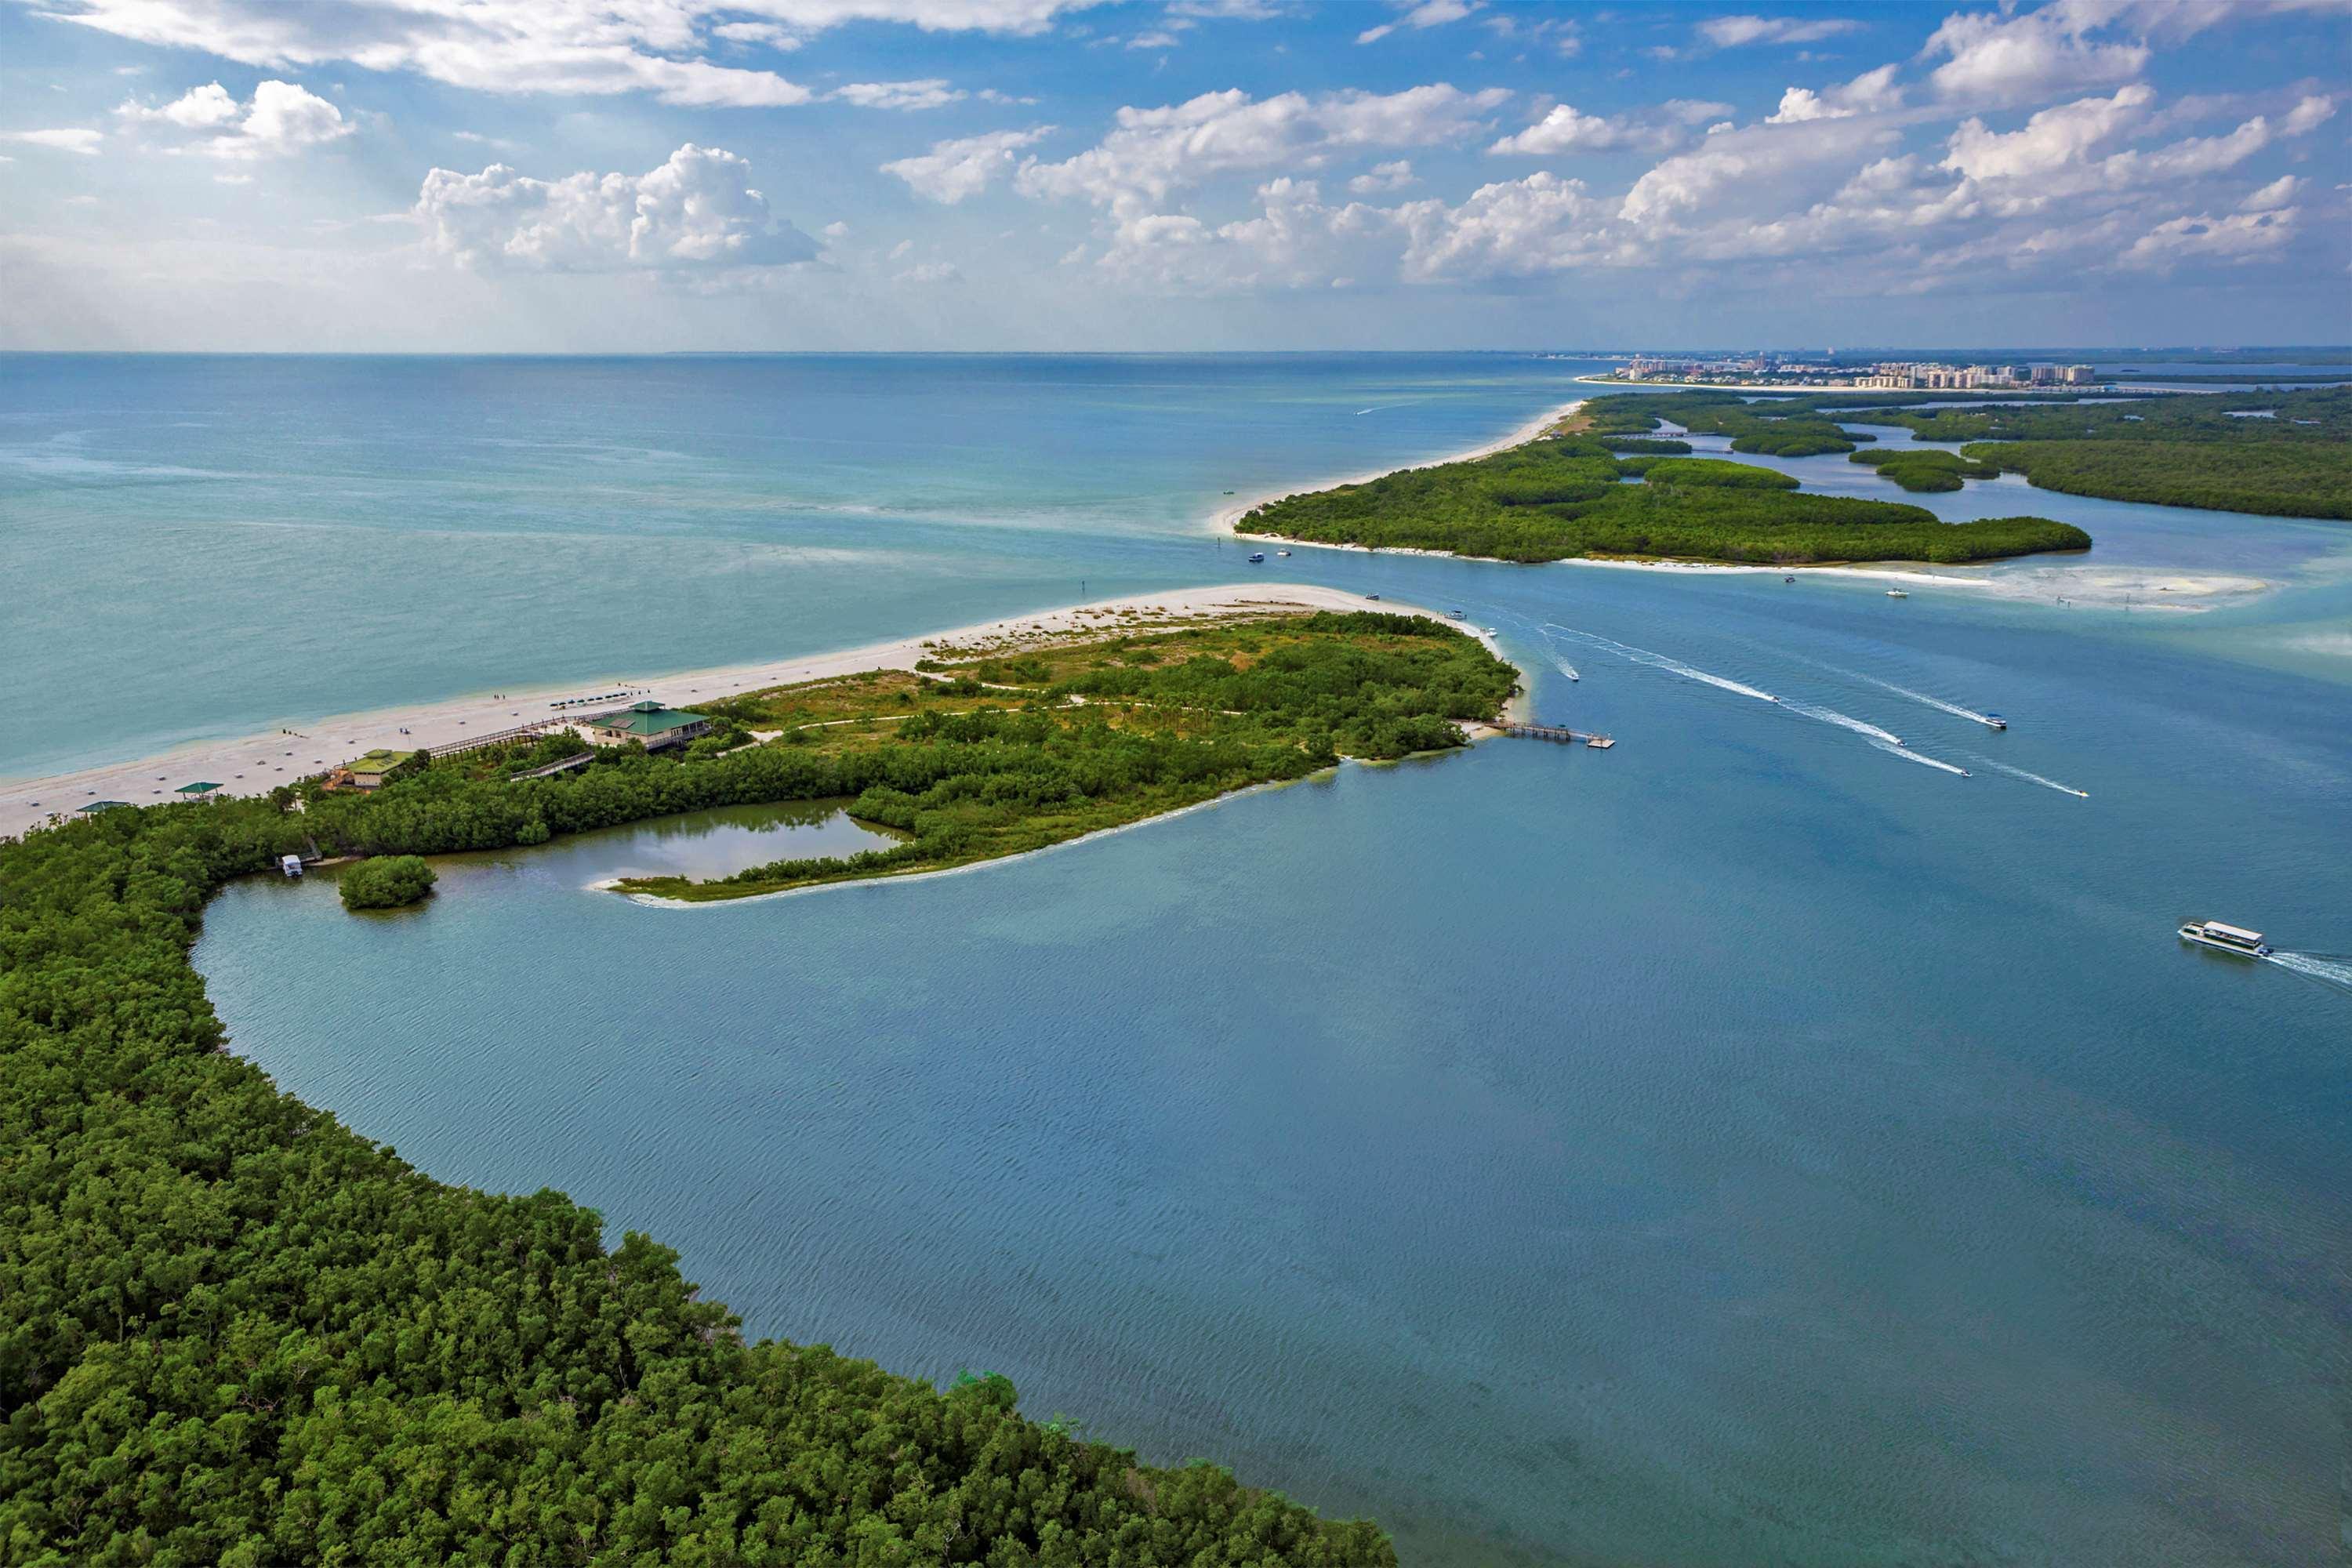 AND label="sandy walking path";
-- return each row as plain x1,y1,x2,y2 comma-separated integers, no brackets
2,584,1470,839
